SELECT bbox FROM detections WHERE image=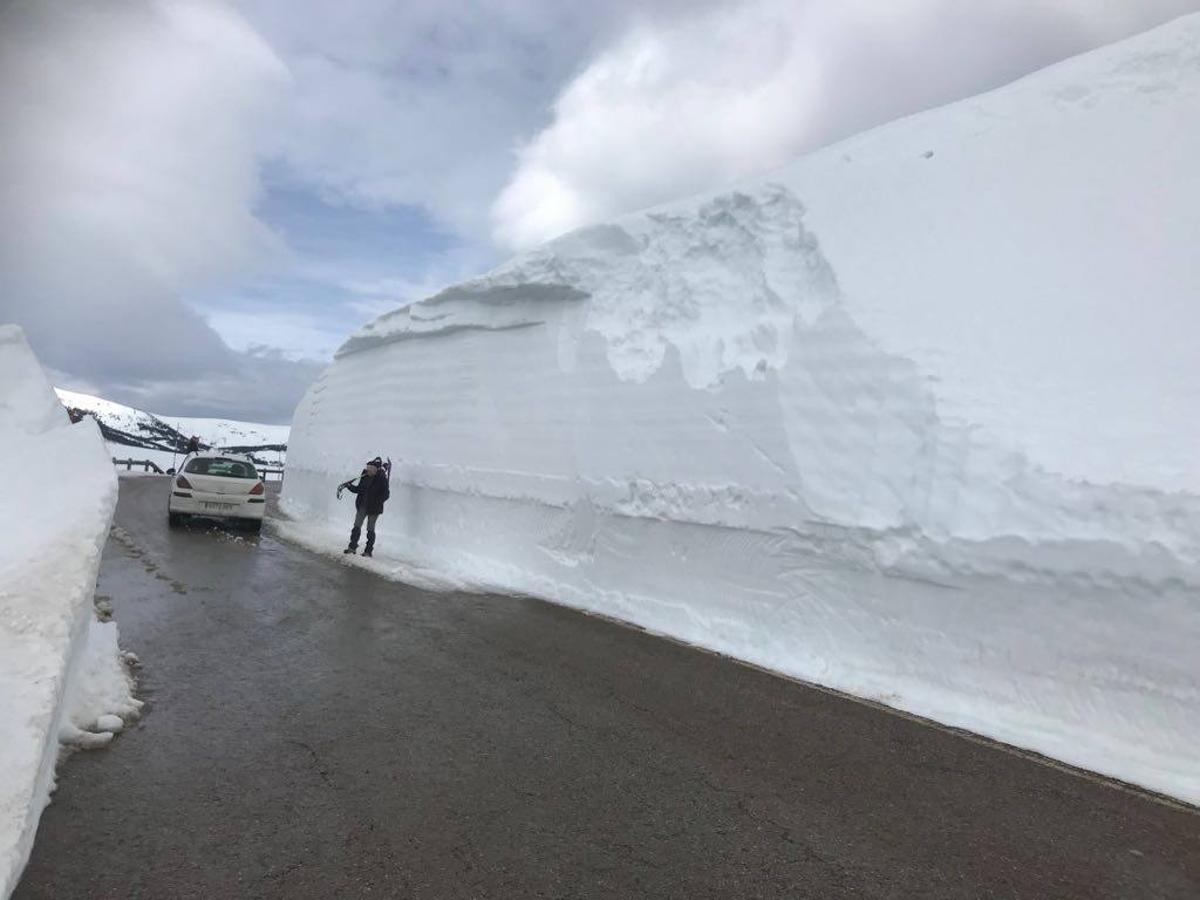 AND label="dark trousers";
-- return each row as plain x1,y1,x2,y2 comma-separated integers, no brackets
349,509,379,551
